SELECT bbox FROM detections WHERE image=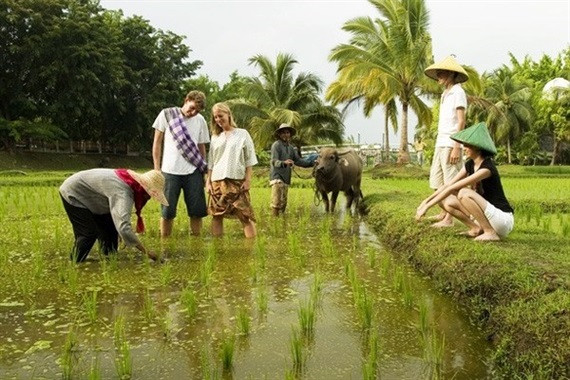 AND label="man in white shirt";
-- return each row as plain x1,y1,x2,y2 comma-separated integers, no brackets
152,90,210,237
424,56,469,227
